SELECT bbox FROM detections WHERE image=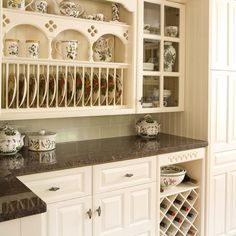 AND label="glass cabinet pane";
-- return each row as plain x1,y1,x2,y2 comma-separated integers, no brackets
164,6,180,38
143,39,160,71
164,77,179,107
144,2,161,35
142,76,160,108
